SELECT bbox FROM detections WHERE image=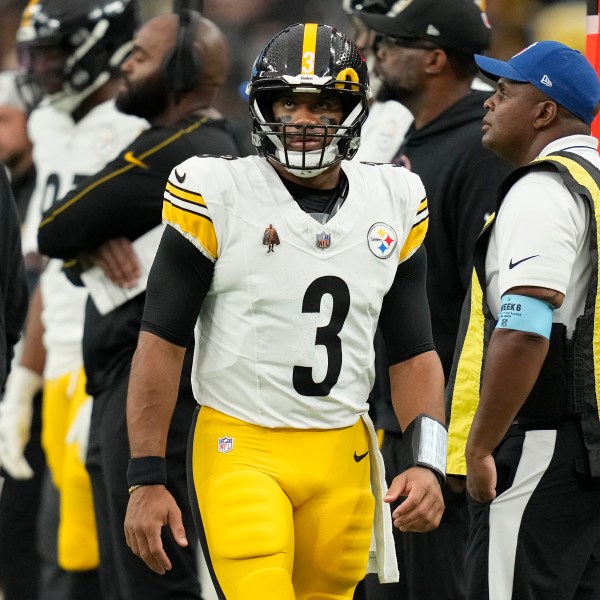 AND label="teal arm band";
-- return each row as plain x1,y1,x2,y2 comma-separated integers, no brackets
496,294,554,339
